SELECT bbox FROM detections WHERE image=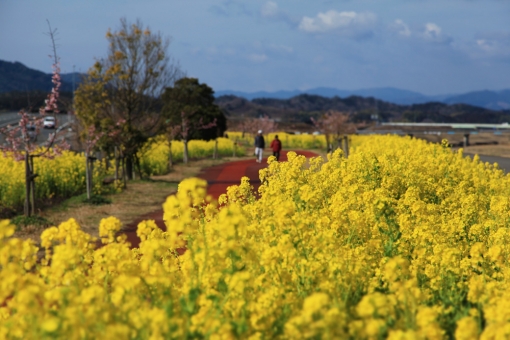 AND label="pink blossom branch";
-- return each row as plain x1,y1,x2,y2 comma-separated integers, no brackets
83,118,126,156
233,115,278,135
0,21,69,161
